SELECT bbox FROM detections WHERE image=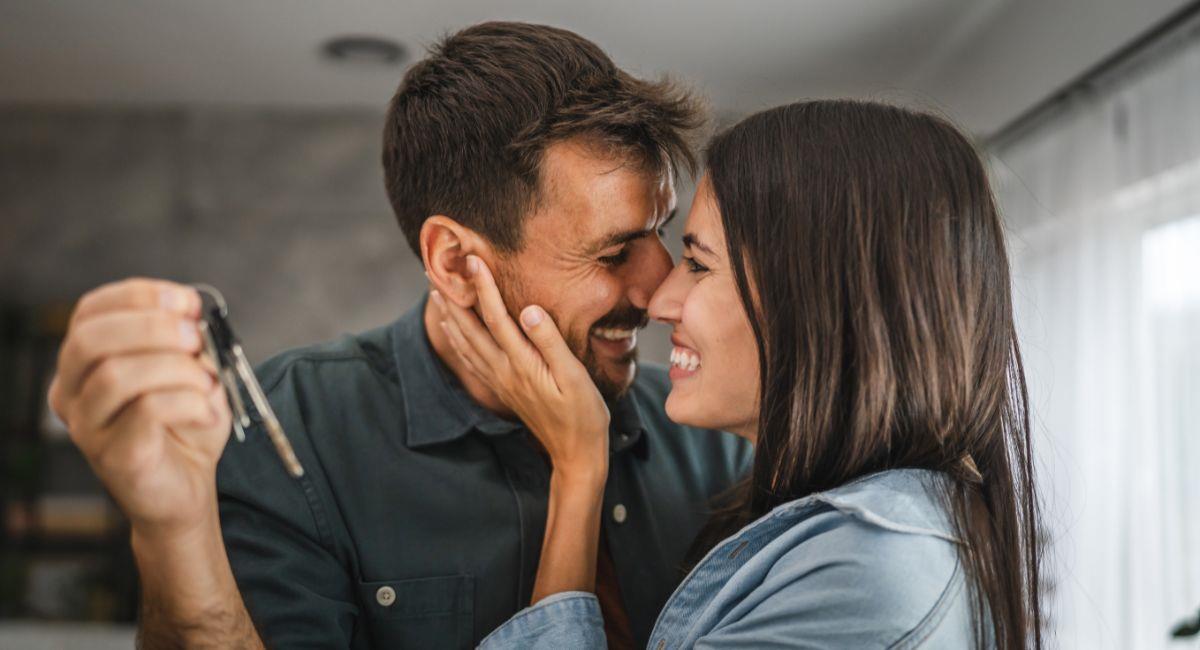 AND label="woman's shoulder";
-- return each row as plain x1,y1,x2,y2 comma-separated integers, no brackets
704,470,975,647
785,469,963,589
772,487,965,607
